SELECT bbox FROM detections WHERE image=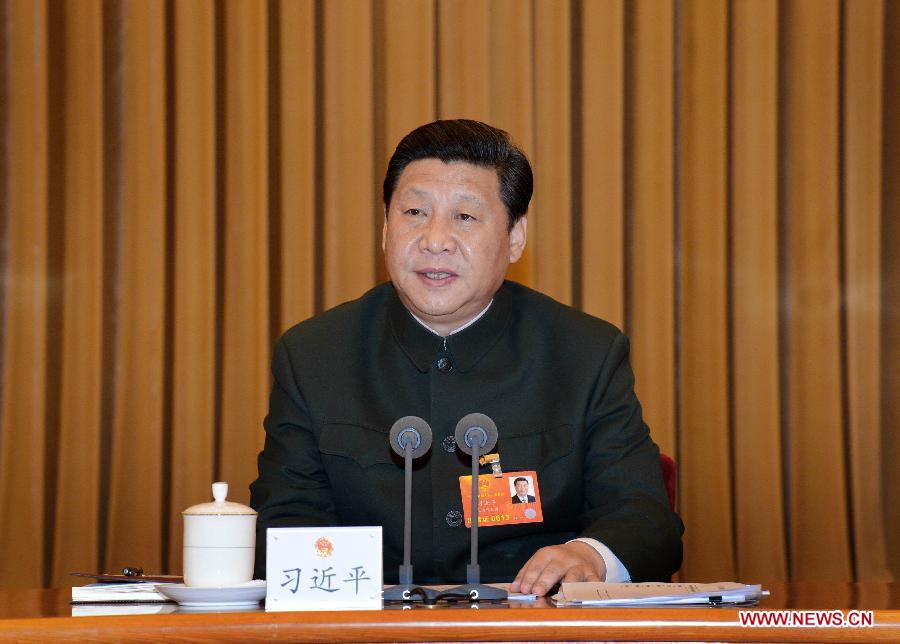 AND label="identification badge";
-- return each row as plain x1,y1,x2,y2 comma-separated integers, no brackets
458,470,543,527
